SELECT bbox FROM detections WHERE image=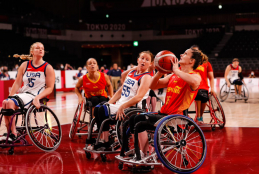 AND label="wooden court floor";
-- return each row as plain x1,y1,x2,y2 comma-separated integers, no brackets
0,87,259,174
